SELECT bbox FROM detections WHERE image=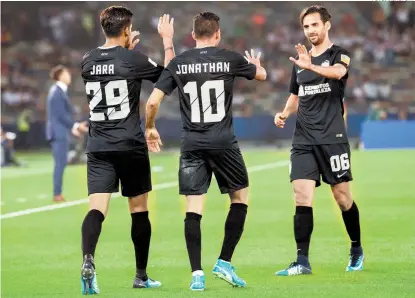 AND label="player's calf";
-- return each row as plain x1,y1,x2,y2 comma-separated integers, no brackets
212,189,248,287
331,183,364,271
130,200,162,288
184,208,205,291
331,182,353,211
